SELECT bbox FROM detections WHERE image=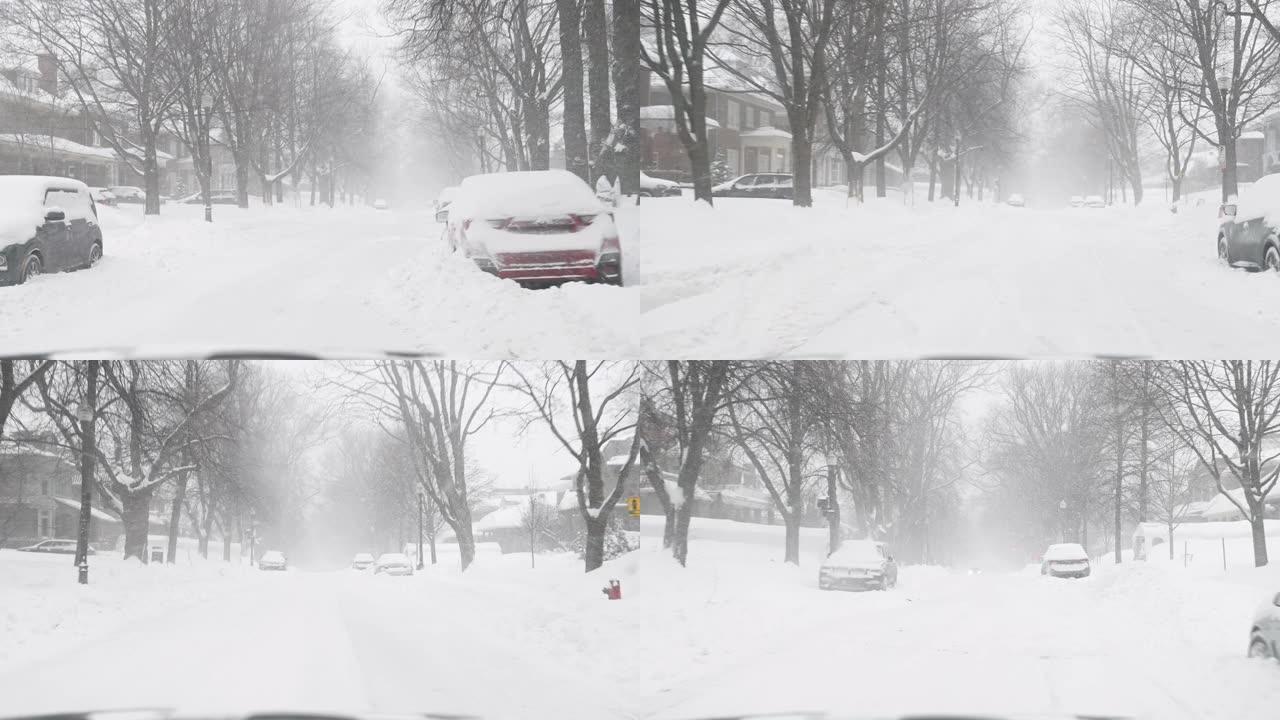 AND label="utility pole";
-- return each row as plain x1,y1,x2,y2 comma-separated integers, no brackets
74,361,99,585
